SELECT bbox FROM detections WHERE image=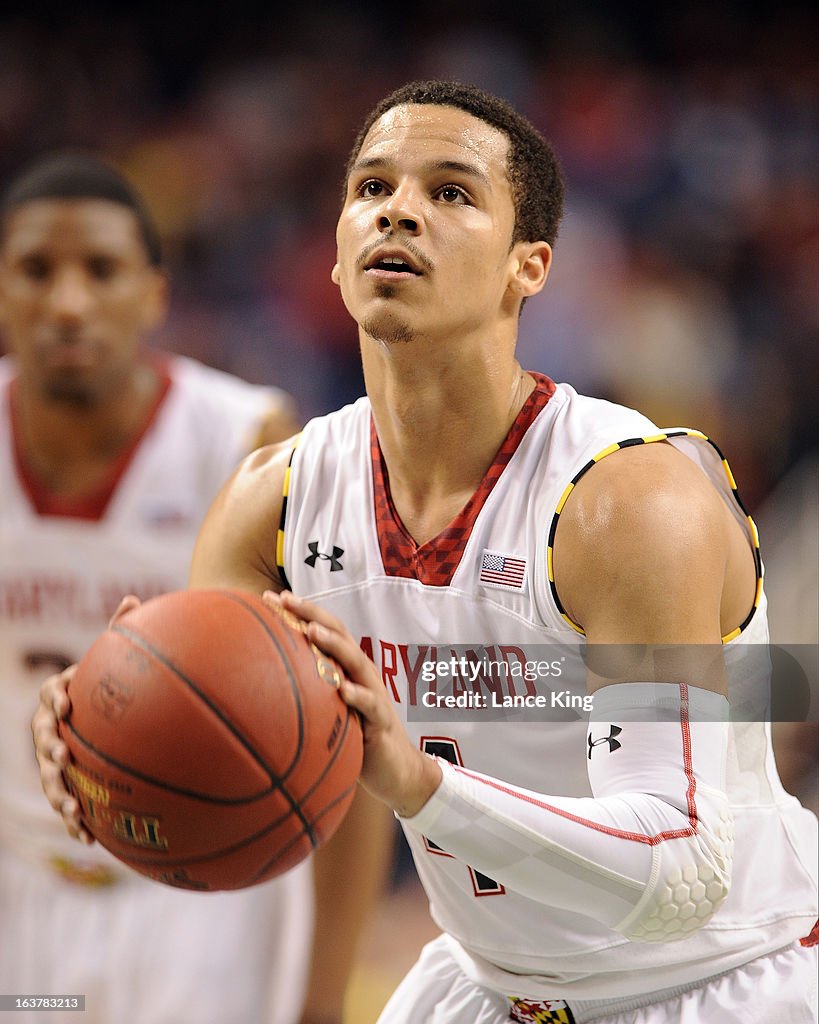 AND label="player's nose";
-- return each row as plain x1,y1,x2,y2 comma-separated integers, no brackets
376,183,423,235
47,267,94,323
